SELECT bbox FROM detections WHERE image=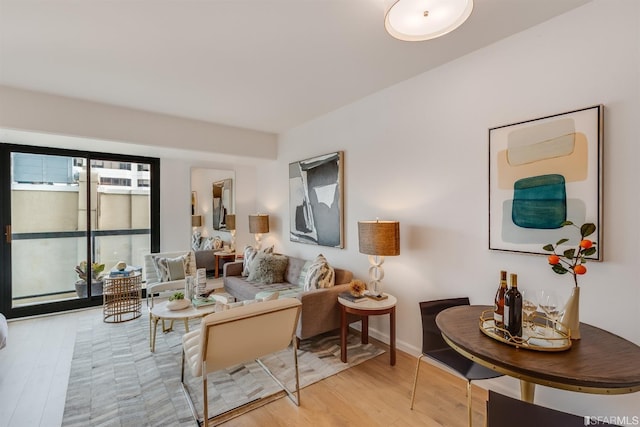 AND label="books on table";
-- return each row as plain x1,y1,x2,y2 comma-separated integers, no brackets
339,291,367,303
108,265,142,278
